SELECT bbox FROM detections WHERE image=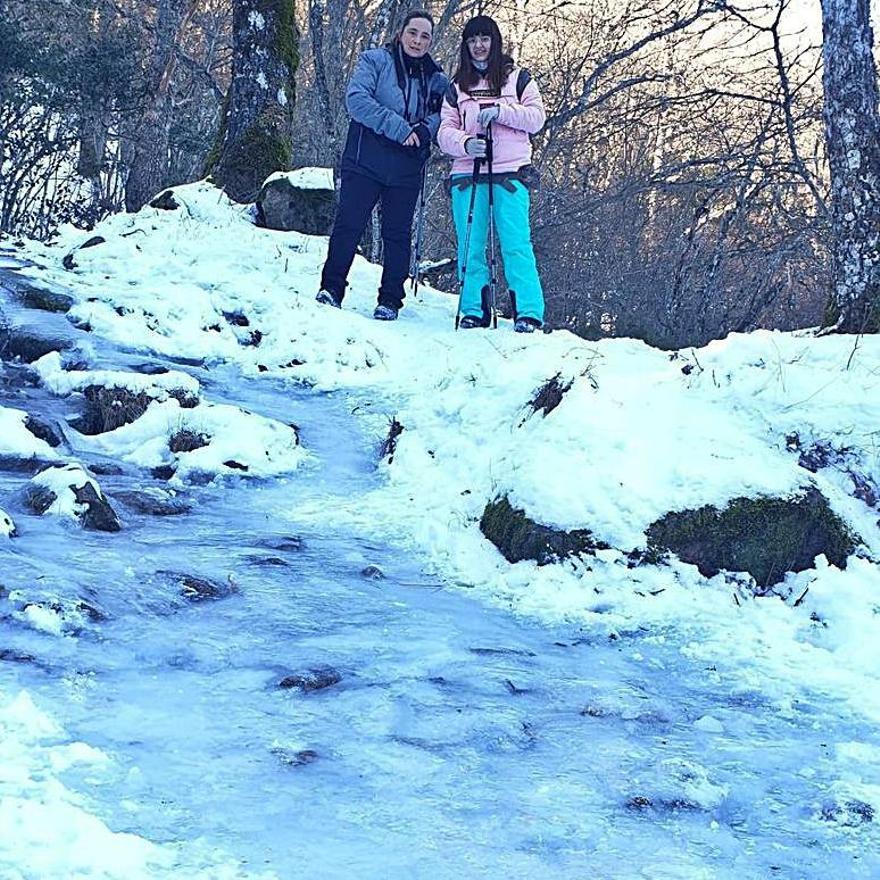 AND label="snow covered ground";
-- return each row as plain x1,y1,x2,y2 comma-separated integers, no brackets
1,179,879,877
